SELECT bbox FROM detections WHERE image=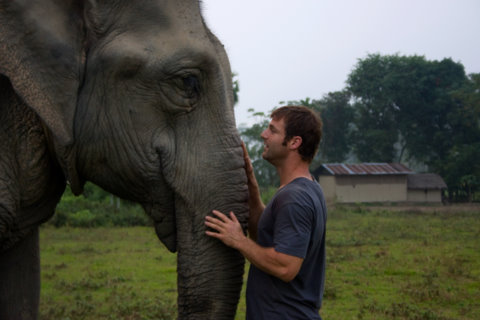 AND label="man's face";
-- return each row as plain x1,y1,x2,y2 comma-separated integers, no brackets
260,117,289,164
